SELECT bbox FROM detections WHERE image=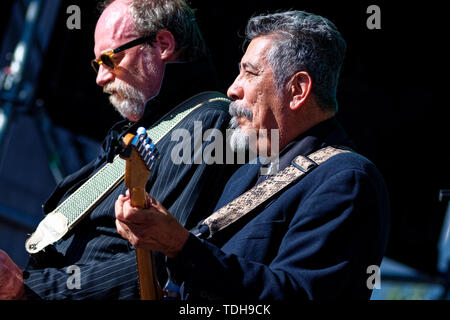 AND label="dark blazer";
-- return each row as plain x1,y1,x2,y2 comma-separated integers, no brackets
23,60,239,299
167,117,390,300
